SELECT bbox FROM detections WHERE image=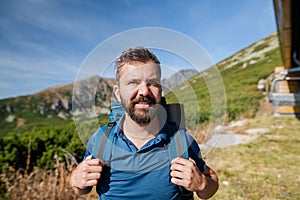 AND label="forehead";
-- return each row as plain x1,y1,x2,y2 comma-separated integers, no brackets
119,62,161,80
